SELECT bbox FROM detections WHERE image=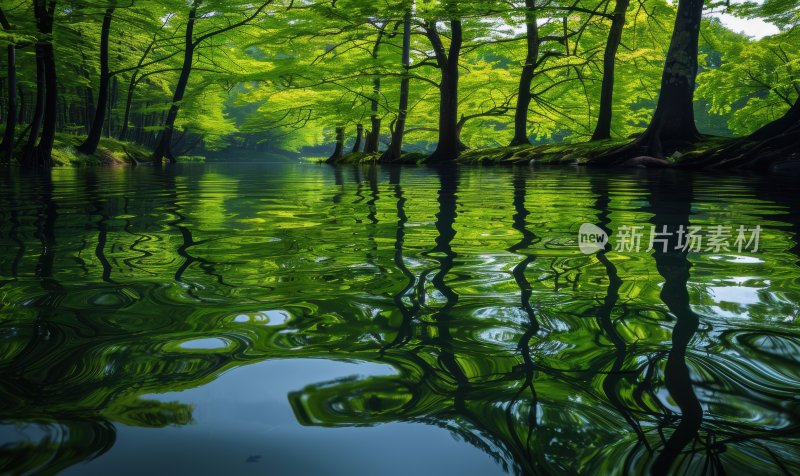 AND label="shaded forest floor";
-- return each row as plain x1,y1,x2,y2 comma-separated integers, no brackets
328,135,799,174
50,134,152,166
2,133,212,167
328,140,628,166
458,140,629,165
2,133,796,173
